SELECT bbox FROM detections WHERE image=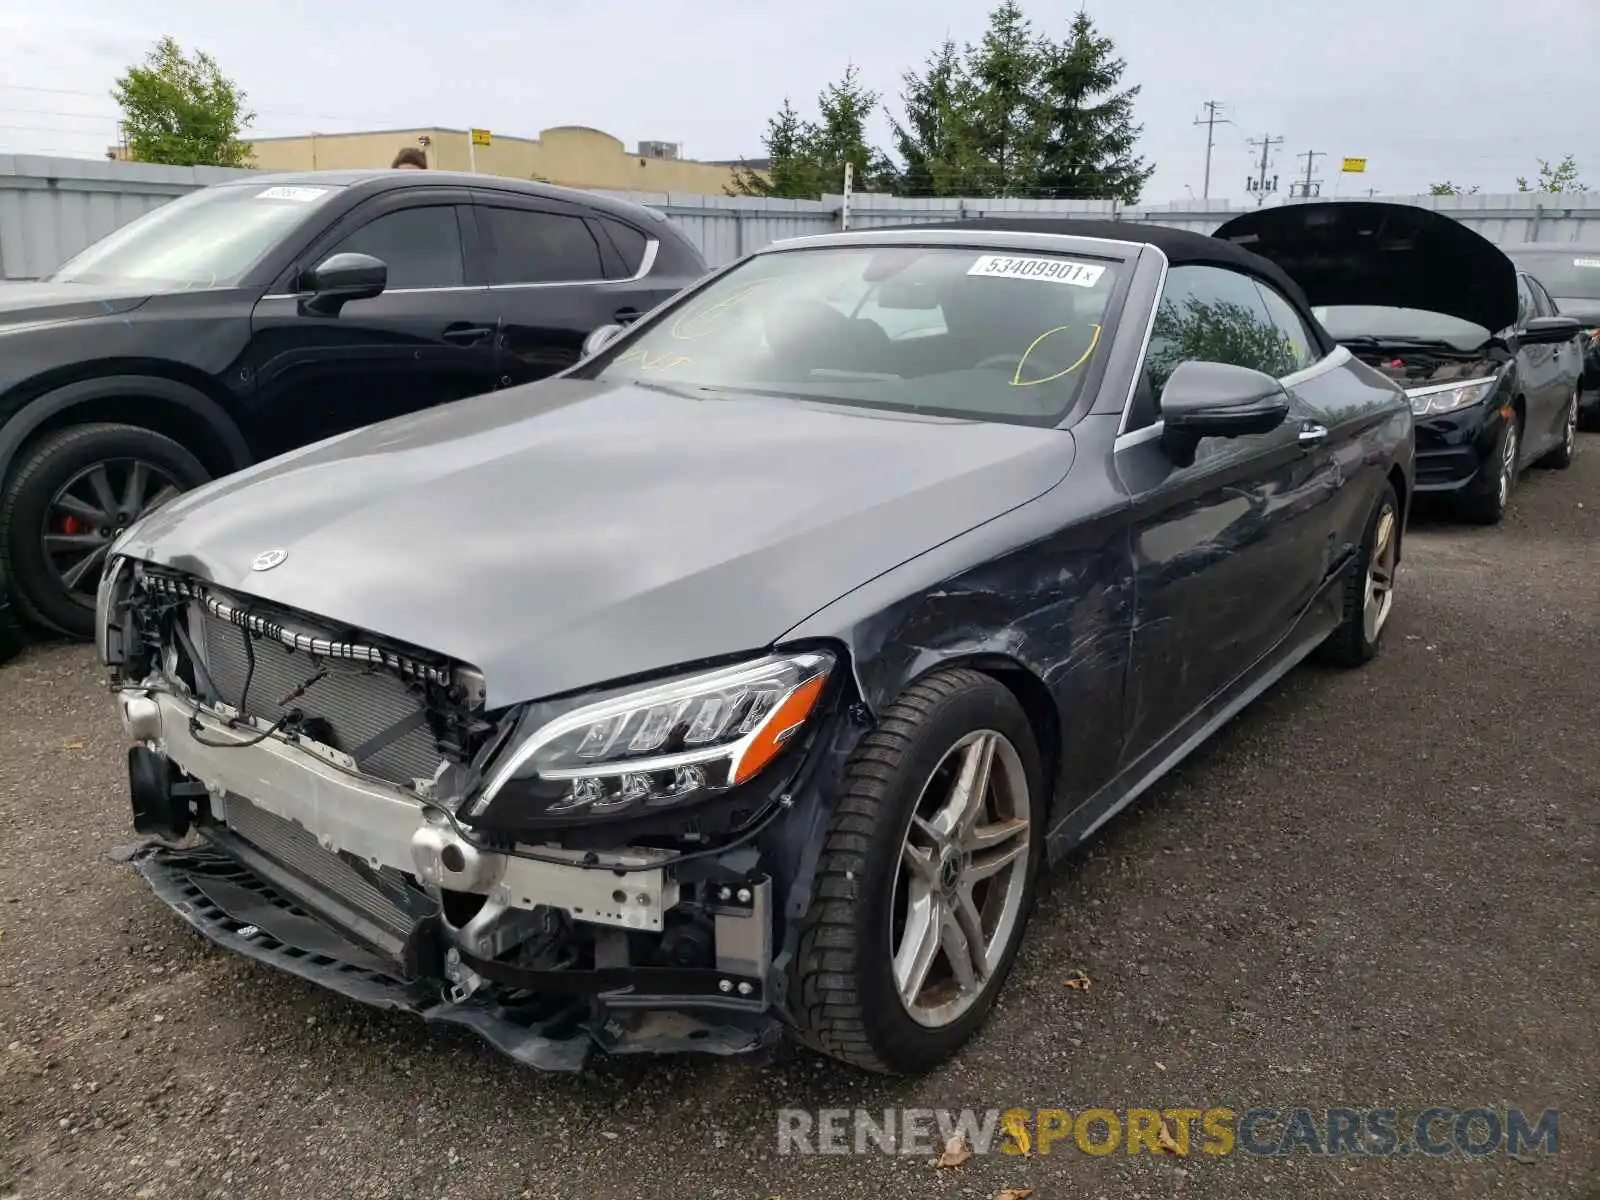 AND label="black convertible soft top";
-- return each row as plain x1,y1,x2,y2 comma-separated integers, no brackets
877,215,1335,356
